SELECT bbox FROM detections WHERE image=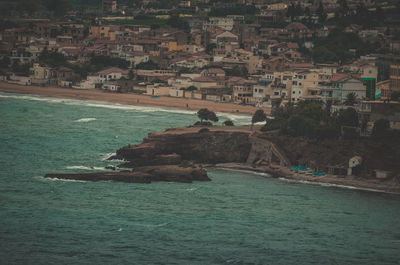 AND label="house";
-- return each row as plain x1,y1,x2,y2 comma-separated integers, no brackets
103,81,120,92
232,79,258,104
8,74,31,86
284,22,312,40
146,84,170,96
201,68,225,79
320,74,366,103
203,17,234,31
136,69,176,82
192,76,223,89
97,67,129,82
348,156,362,176
169,87,185,98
